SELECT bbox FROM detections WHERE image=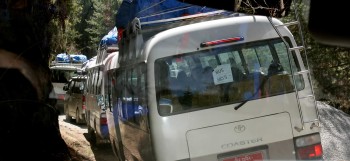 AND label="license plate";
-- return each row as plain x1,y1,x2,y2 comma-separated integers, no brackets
221,151,264,161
